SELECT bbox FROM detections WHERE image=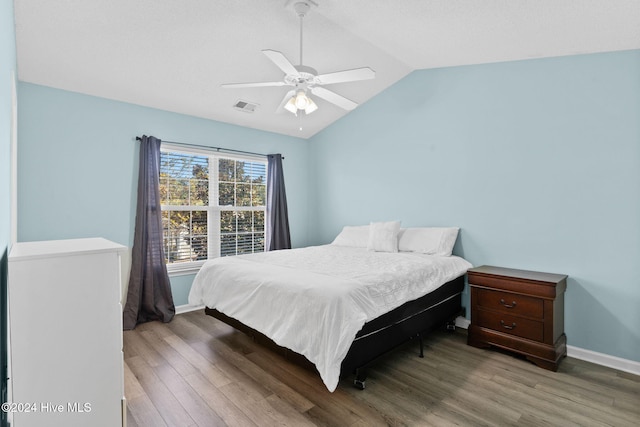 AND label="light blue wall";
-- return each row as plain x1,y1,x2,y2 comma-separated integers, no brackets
169,273,198,307
17,83,310,304
15,47,640,363
1,0,16,252
309,50,640,363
